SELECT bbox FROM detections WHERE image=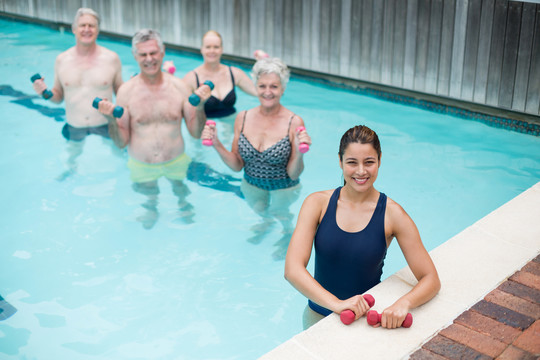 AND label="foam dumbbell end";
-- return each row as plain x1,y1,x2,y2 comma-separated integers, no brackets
340,294,375,325
202,120,216,146
366,310,413,328
164,62,176,74
296,126,310,153
189,80,215,106
30,73,53,100
92,97,124,118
